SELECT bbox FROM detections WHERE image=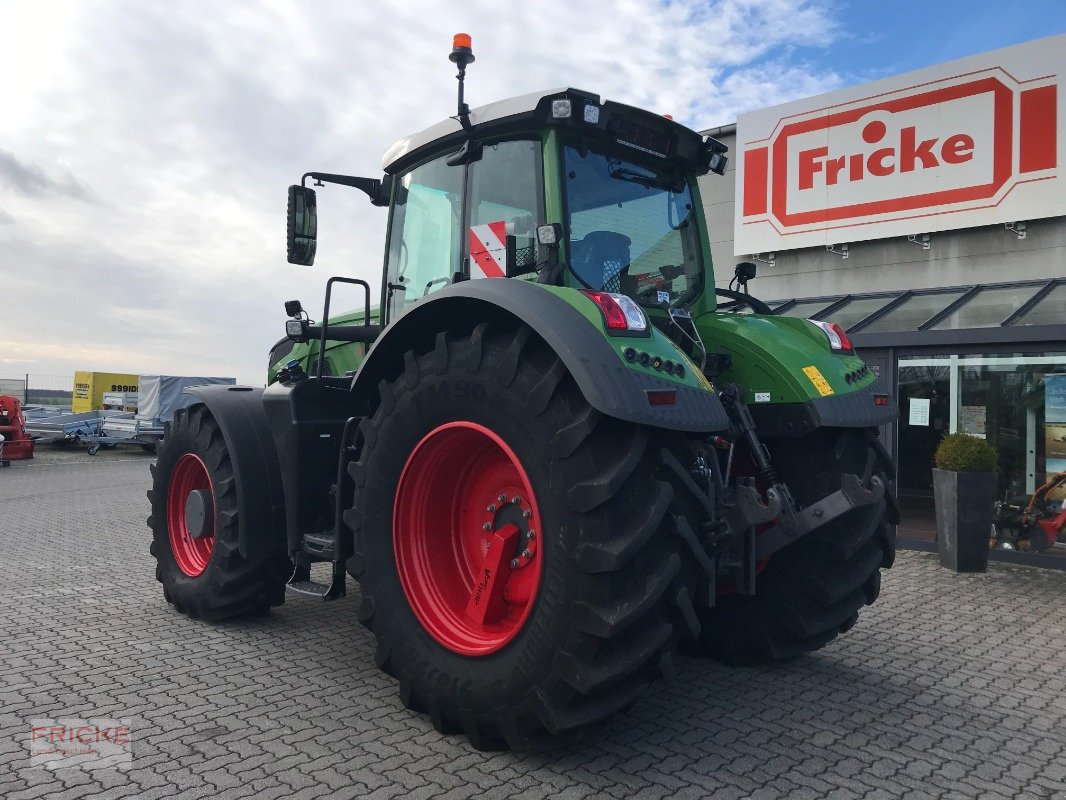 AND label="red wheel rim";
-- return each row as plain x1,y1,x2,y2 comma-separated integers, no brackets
167,453,216,577
394,421,543,656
